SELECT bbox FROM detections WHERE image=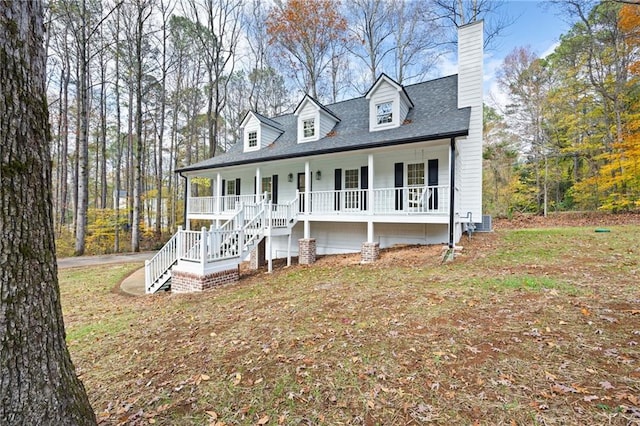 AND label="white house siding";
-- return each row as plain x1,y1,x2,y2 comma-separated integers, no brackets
399,98,410,124
261,125,281,146
269,221,448,258
372,144,449,189
319,110,337,137
457,20,483,223
375,223,449,247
